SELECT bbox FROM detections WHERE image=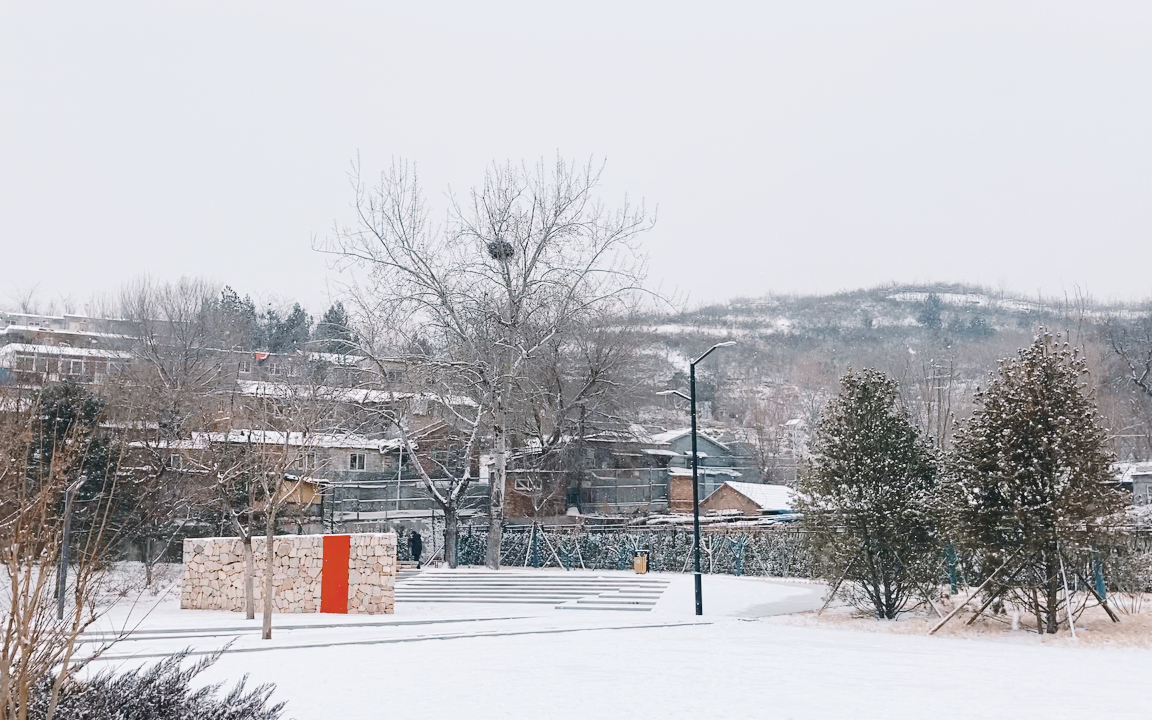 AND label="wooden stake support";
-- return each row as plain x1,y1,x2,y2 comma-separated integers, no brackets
818,552,860,616
929,550,1022,635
